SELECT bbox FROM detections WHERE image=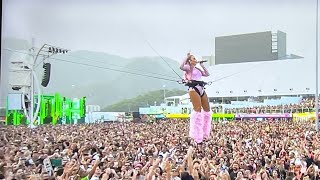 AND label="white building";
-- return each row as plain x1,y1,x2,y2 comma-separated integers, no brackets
164,94,190,106
86,105,101,112
165,57,316,107
202,57,314,98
